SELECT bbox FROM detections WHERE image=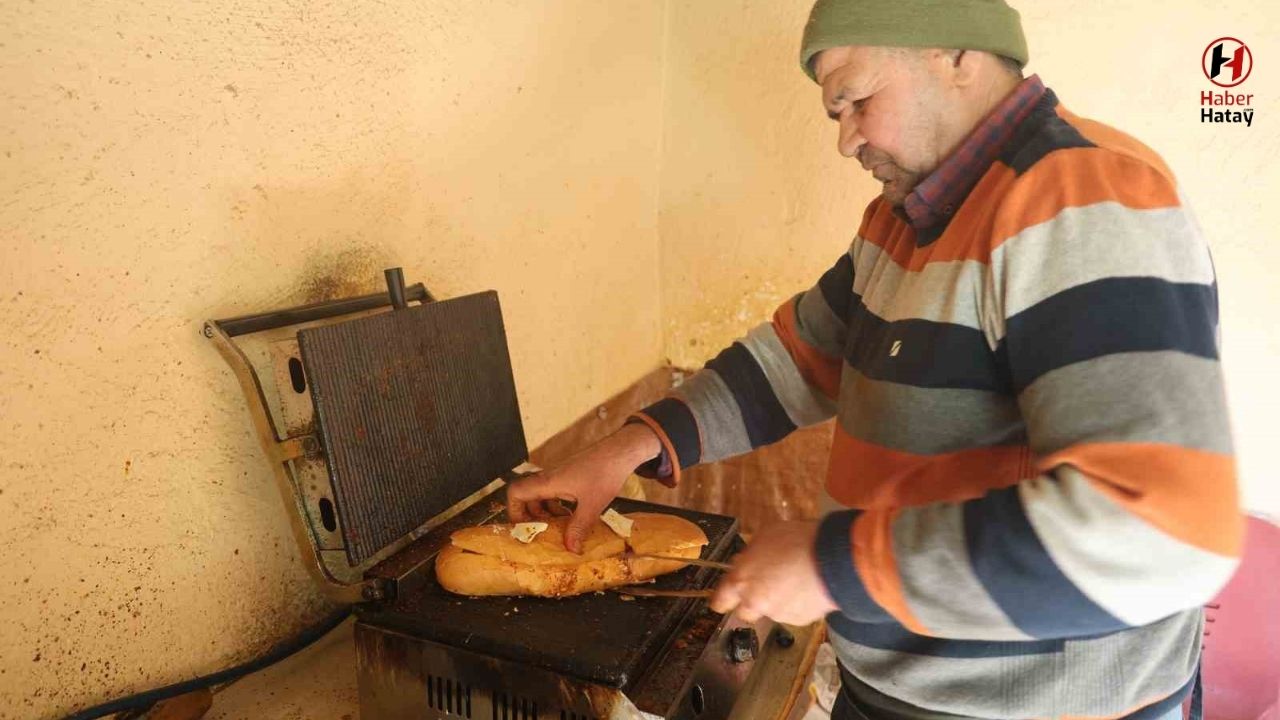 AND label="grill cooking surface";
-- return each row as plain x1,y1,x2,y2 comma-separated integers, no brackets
298,291,527,566
356,497,738,689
